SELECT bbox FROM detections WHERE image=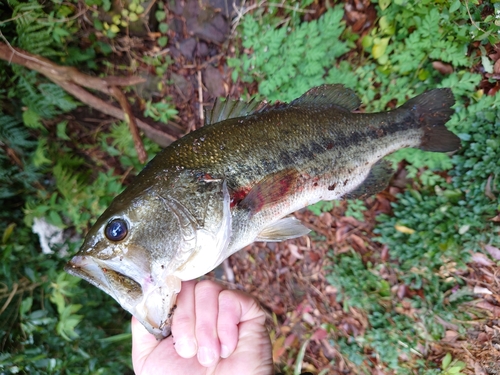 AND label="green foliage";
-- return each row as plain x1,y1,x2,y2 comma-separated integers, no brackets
144,99,178,124
0,214,133,374
440,352,466,375
229,5,349,102
345,199,367,222
0,2,162,373
0,114,41,200
308,201,337,216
